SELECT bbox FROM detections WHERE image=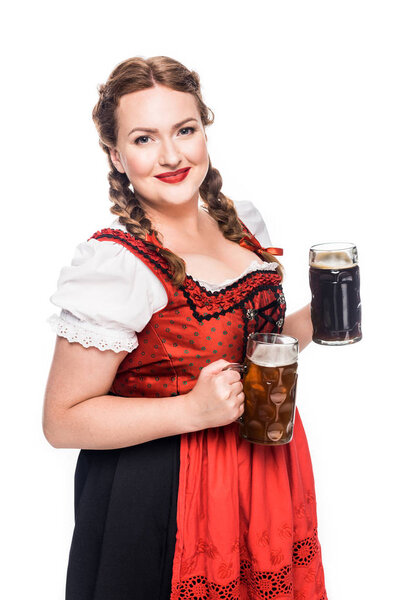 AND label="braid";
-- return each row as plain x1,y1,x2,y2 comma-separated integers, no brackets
104,152,188,287
199,161,242,240
200,161,285,280
108,170,152,236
